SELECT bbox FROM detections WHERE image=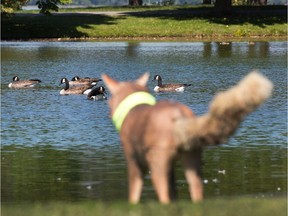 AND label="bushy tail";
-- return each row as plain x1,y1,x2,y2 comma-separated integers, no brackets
174,71,273,150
